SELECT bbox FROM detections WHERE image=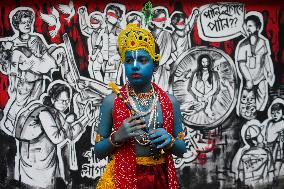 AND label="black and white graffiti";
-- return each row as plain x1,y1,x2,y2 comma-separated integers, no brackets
0,1,282,188
172,46,237,128
235,11,275,120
